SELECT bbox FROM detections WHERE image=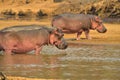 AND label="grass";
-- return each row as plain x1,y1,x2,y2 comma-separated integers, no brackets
0,20,120,45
